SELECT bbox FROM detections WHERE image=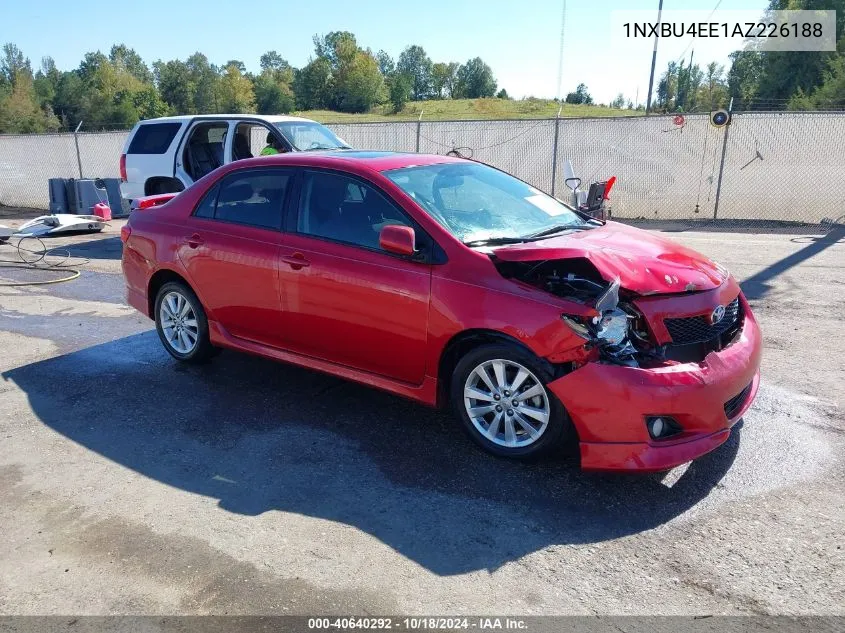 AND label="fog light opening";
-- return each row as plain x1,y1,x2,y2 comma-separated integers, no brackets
646,416,681,440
